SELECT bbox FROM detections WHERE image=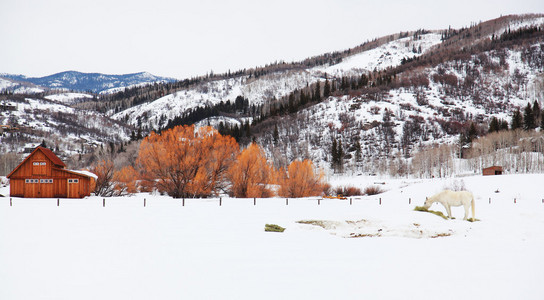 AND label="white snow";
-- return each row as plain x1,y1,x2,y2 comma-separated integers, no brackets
1,173,543,300
66,169,98,180
44,92,94,104
315,33,443,75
